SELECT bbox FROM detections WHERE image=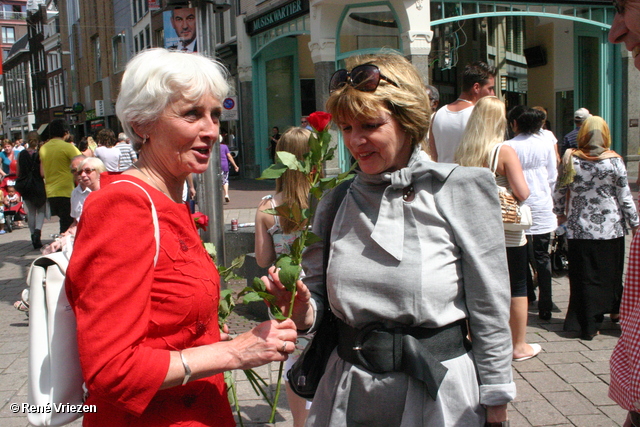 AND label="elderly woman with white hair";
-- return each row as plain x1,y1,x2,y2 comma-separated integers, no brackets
65,48,297,427
70,156,105,224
